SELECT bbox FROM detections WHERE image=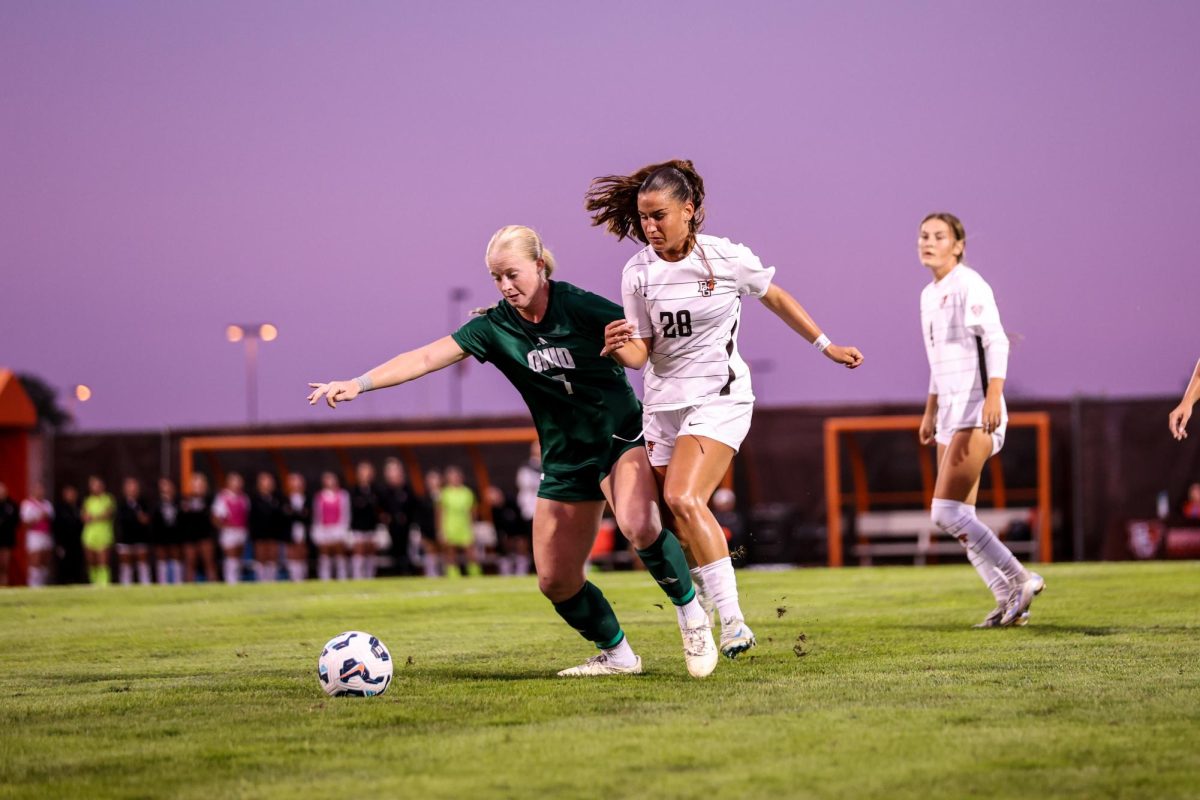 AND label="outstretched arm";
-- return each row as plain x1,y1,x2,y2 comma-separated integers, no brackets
307,335,468,409
1169,358,1200,440
759,283,864,368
